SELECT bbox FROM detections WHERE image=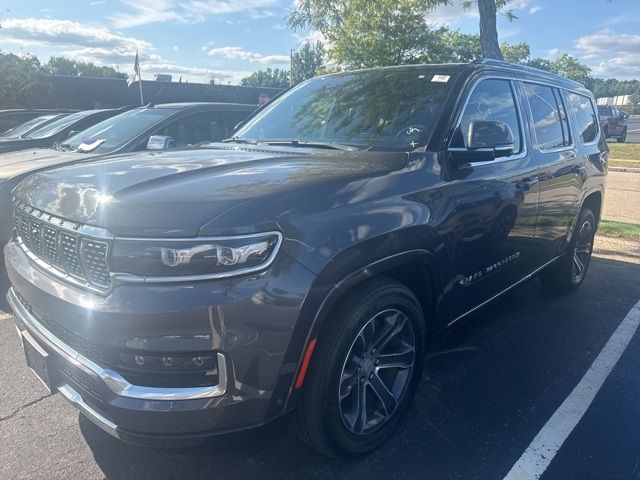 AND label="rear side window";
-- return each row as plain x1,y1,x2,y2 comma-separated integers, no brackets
568,93,599,144
524,83,571,151
455,79,522,153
